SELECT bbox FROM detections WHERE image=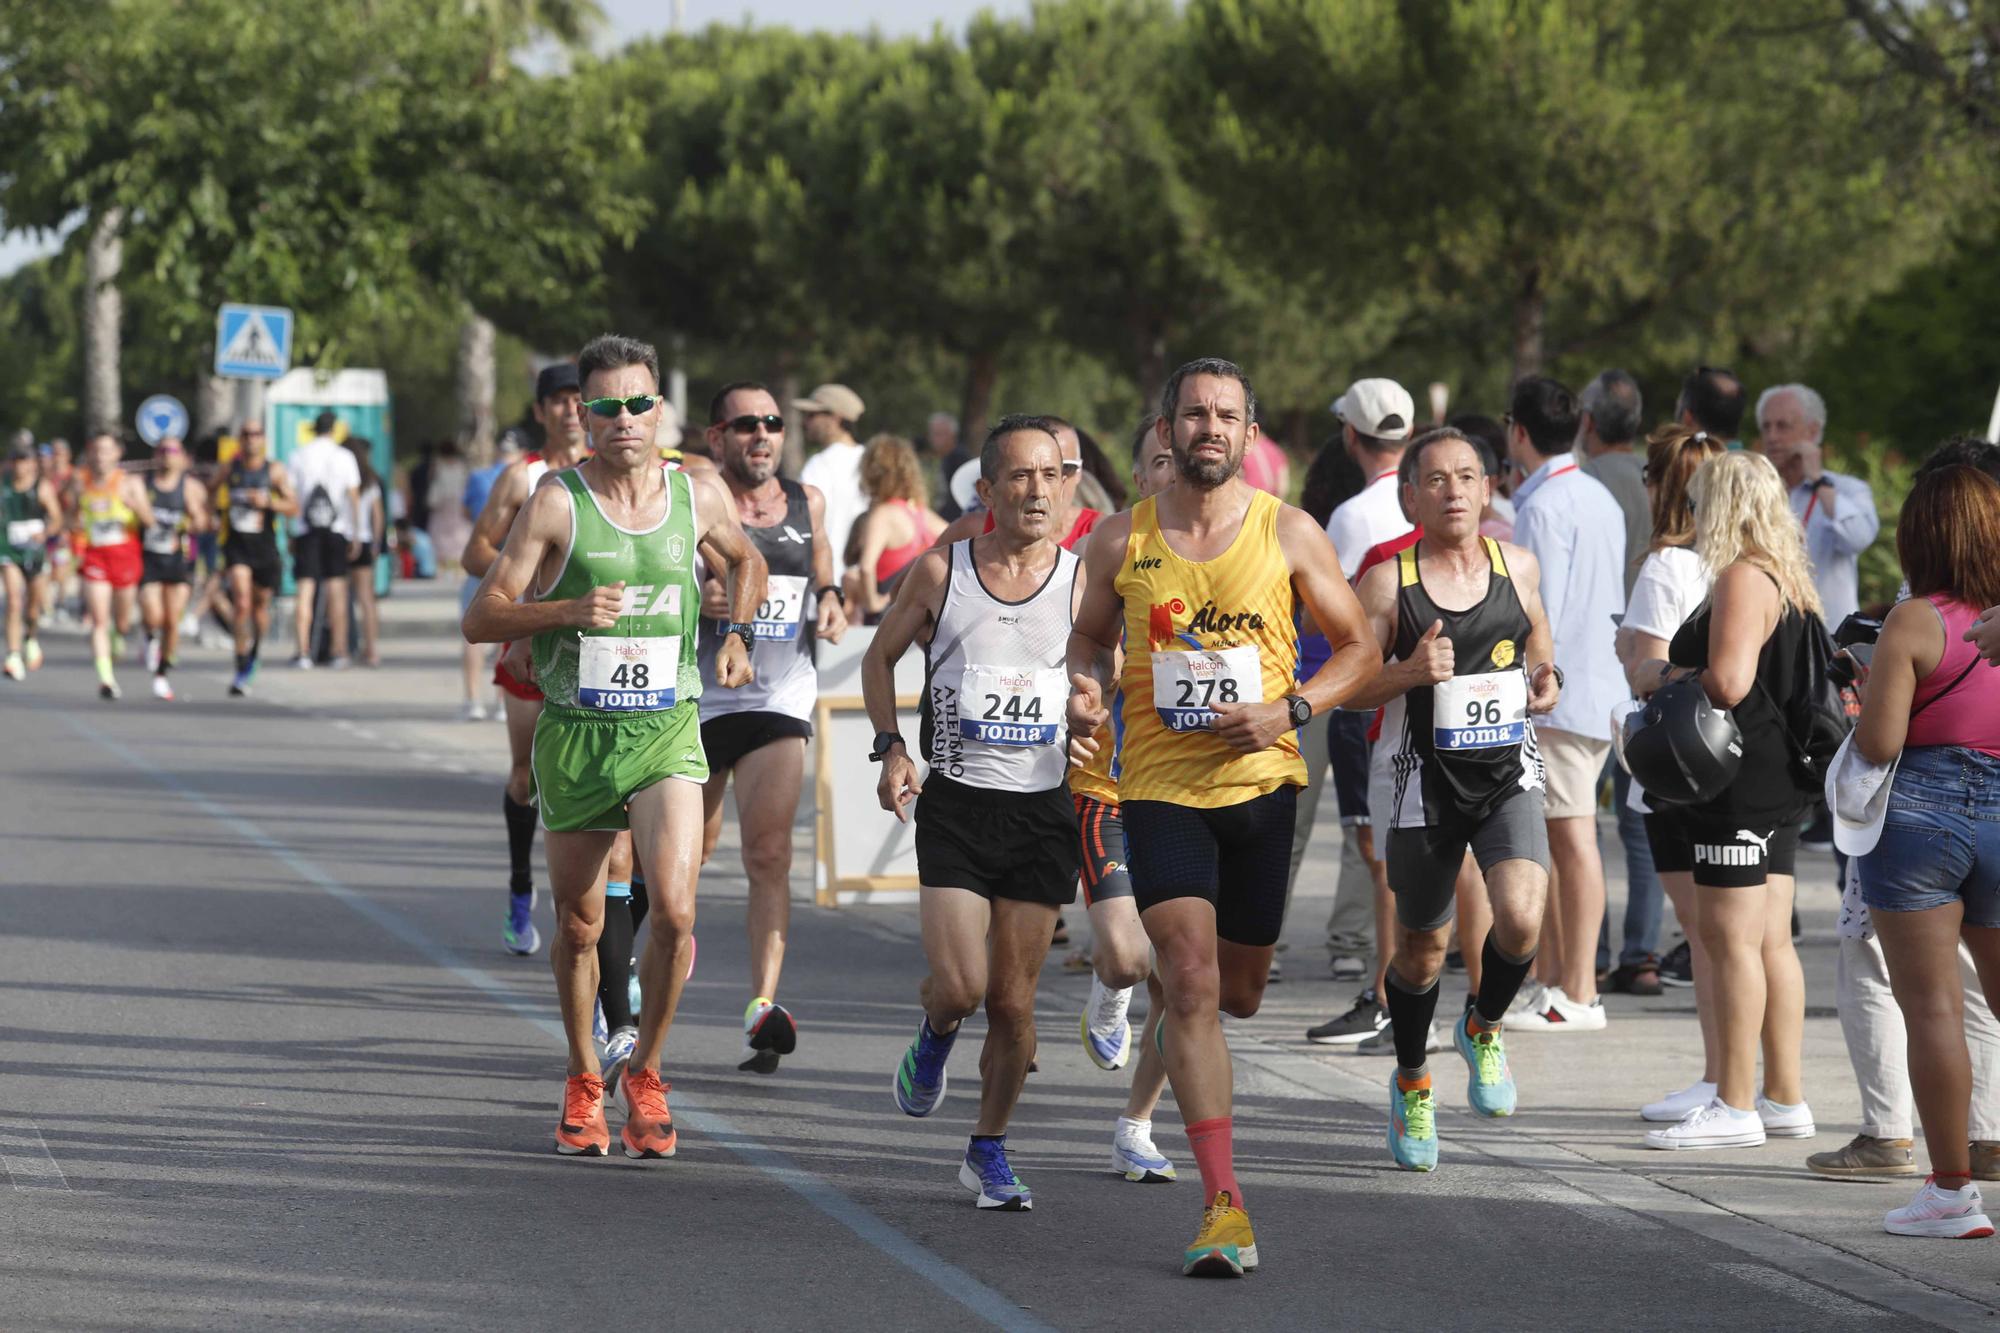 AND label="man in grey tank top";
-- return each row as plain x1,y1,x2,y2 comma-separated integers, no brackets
696,382,847,1075
862,416,1083,1212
